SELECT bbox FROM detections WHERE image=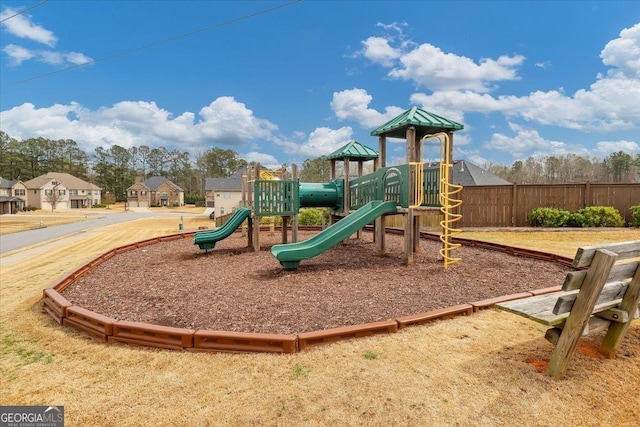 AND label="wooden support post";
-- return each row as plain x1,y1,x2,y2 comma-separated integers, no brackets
548,249,617,378
404,211,414,265
252,216,260,252
378,135,386,168
375,215,386,255
511,182,517,226
247,216,254,249
343,158,350,214
601,265,640,358
292,163,298,243
413,215,421,253
281,216,288,244
330,159,336,180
